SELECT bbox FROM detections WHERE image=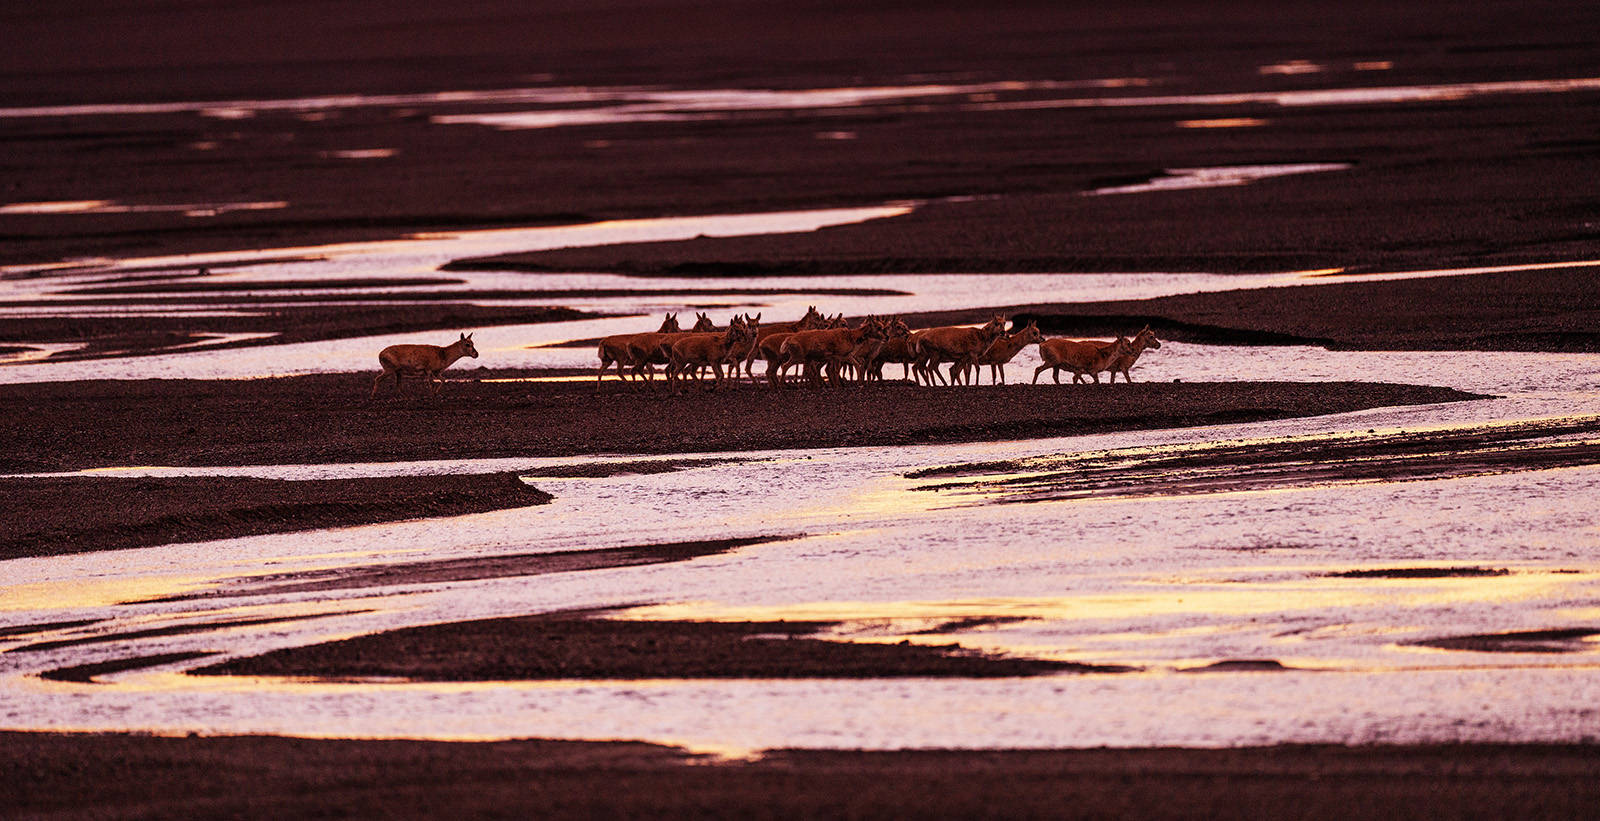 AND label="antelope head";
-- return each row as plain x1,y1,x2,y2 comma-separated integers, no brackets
457,332,479,359
692,312,715,332
659,313,681,333
1135,325,1162,350
1019,321,1042,345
